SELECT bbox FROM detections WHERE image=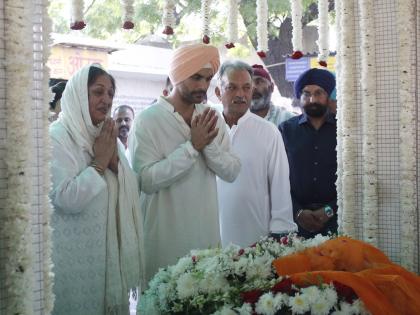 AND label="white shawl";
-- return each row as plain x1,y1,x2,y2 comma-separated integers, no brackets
57,64,145,313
